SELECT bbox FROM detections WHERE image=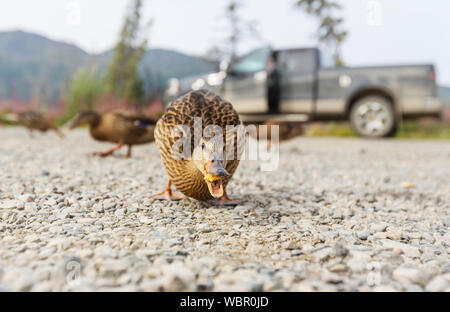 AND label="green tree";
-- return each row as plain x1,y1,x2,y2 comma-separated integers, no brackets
297,0,347,66
62,67,103,124
105,0,149,106
210,0,262,63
